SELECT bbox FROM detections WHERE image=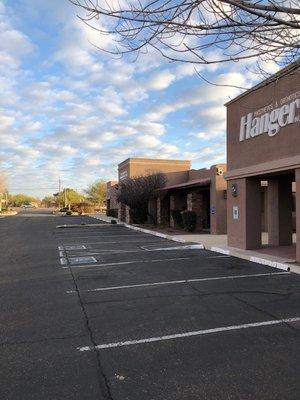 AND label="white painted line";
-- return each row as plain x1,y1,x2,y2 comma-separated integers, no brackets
143,244,204,251
60,258,68,265
59,251,65,258
66,271,289,294
65,245,87,250
78,317,300,351
69,256,97,265
66,257,191,269
58,246,64,251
